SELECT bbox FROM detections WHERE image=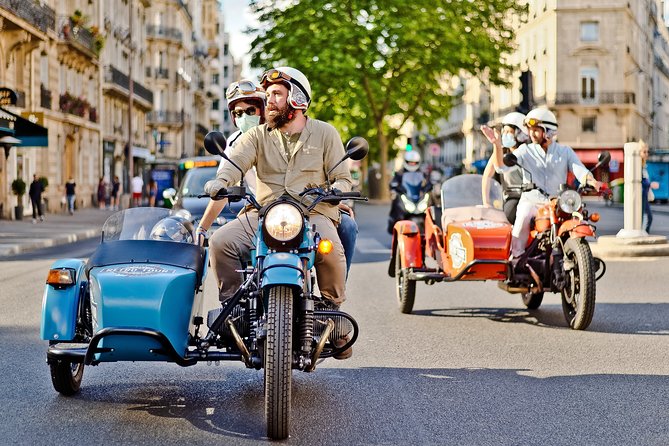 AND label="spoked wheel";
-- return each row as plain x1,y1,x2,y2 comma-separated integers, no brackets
561,238,596,330
395,244,416,314
522,291,544,310
49,360,84,396
264,285,293,440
